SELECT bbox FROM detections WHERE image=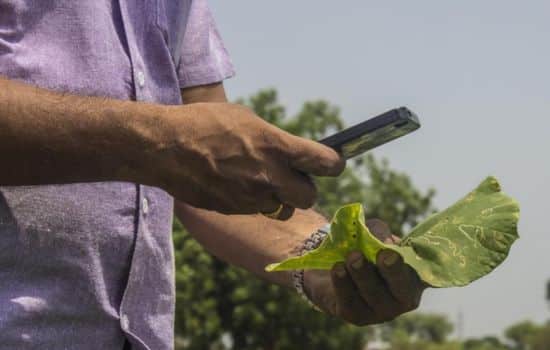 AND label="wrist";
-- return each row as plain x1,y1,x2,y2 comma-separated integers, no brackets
292,223,330,311
114,102,183,185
